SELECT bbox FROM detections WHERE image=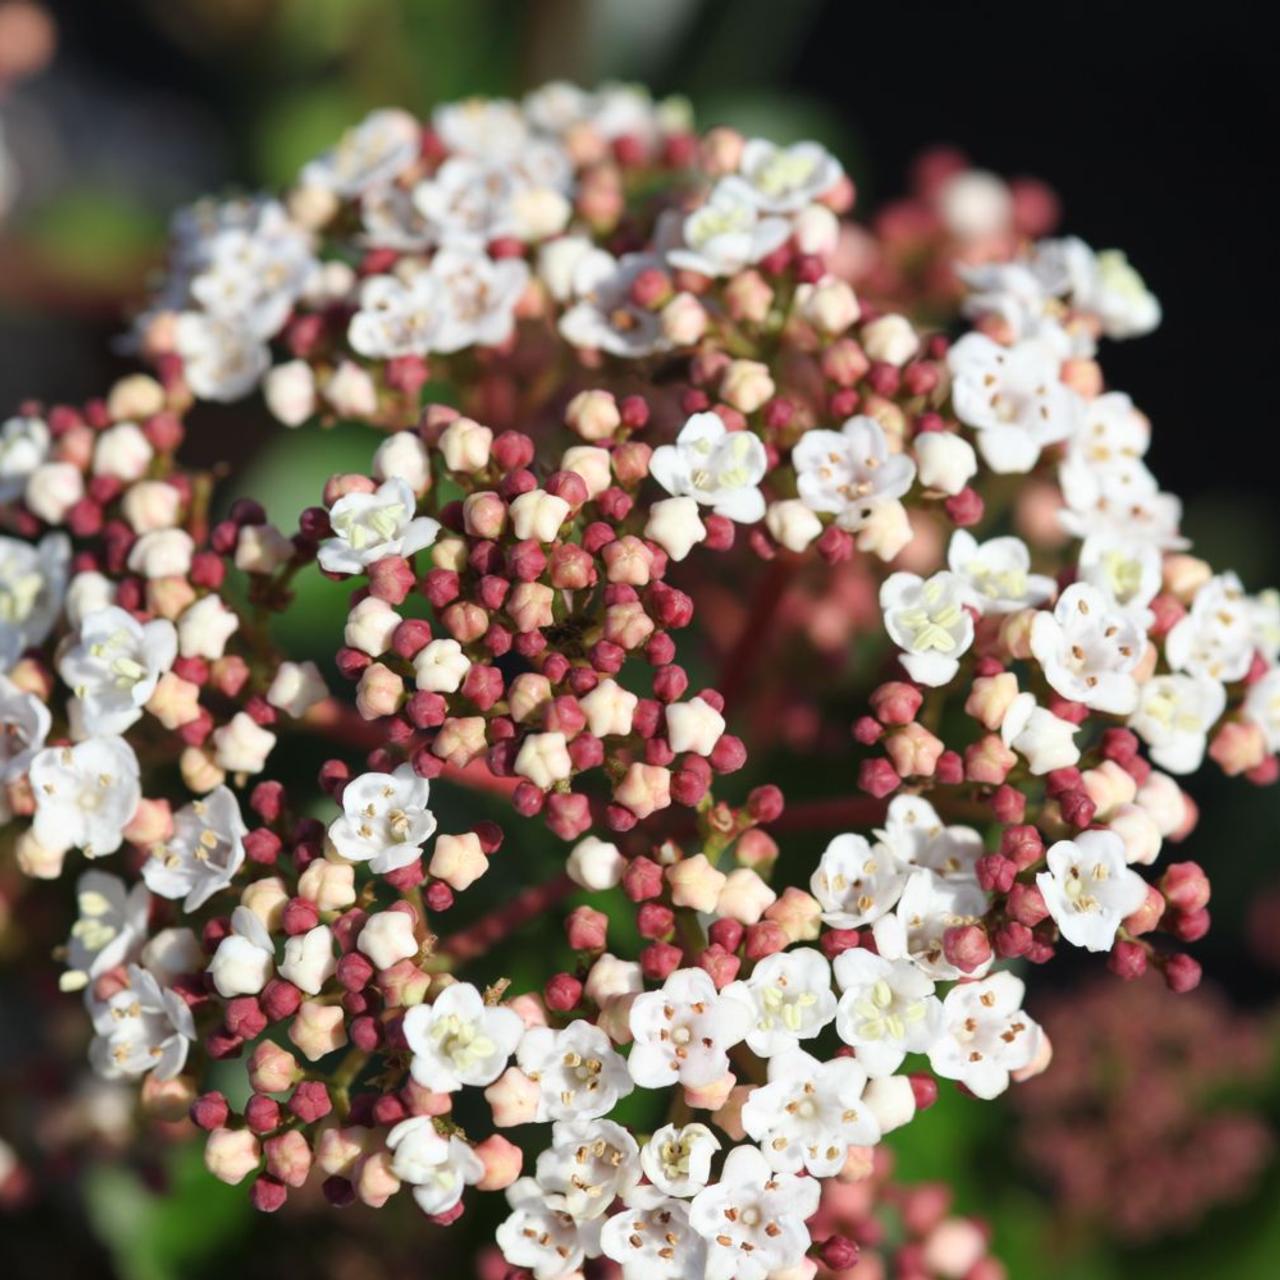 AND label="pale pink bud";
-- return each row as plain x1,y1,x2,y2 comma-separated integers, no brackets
507,581,555,632
613,762,671,820
603,535,655,585
565,389,621,441
1209,720,1267,776
355,1150,400,1207
315,1124,370,1176
666,854,728,913
885,722,944,778
212,712,276,774
428,832,488,891
1163,554,1212,602
765,499,823,552
560,445,612,499
861,314,919,366
180,746,225,793
1108,803,1162,866
462,490,508,539
121,479,181,533
644,496,706,561
358,910,421,971
297,860,355,911
796,277,860,334
720,359,776,413
965,673,1019,731
965,734,1017,785
514,731,573,789
712,1085,753,1142
265,1129,313,1188
1081,760,1138,818
438,417,493,472
998,609,1037,660
485,1067,541,1127
922,1219,988,1279
25,461,84,524
661,292,708,345
855,498,913,562
249,1041,300,1094
724,269,774,324
288,1001,347,1061
107,373,166,421
579,678,637,738
683,1071,736,1112
1060,357,1103,398
603,600,655,650
764,886,822,942
508,672,553,724
432,716,488,767
140,1072,196,1121
565,836,625,891
700,126,744,174
324,361,378,416
509,489,570,542
474,1134,523,1191
122,797,173,846
146,671,202,729
146,576,196,621
715,867,777,924
204,1127,261,1185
